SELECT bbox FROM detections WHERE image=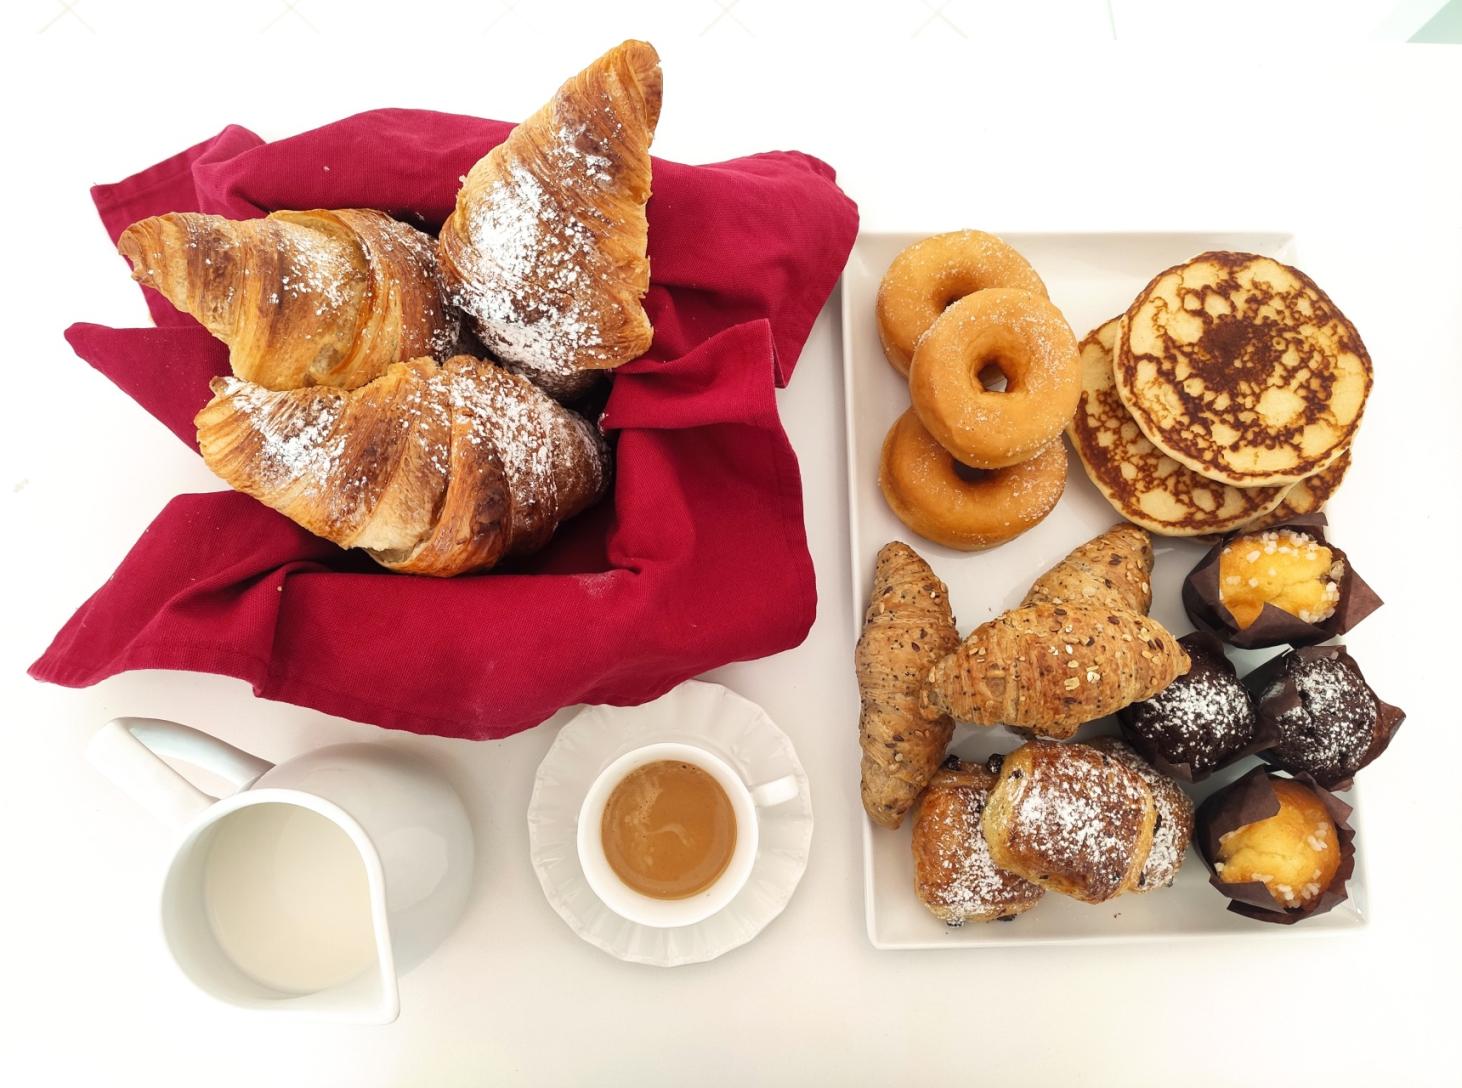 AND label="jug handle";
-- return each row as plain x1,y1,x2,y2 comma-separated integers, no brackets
87,718,275,827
